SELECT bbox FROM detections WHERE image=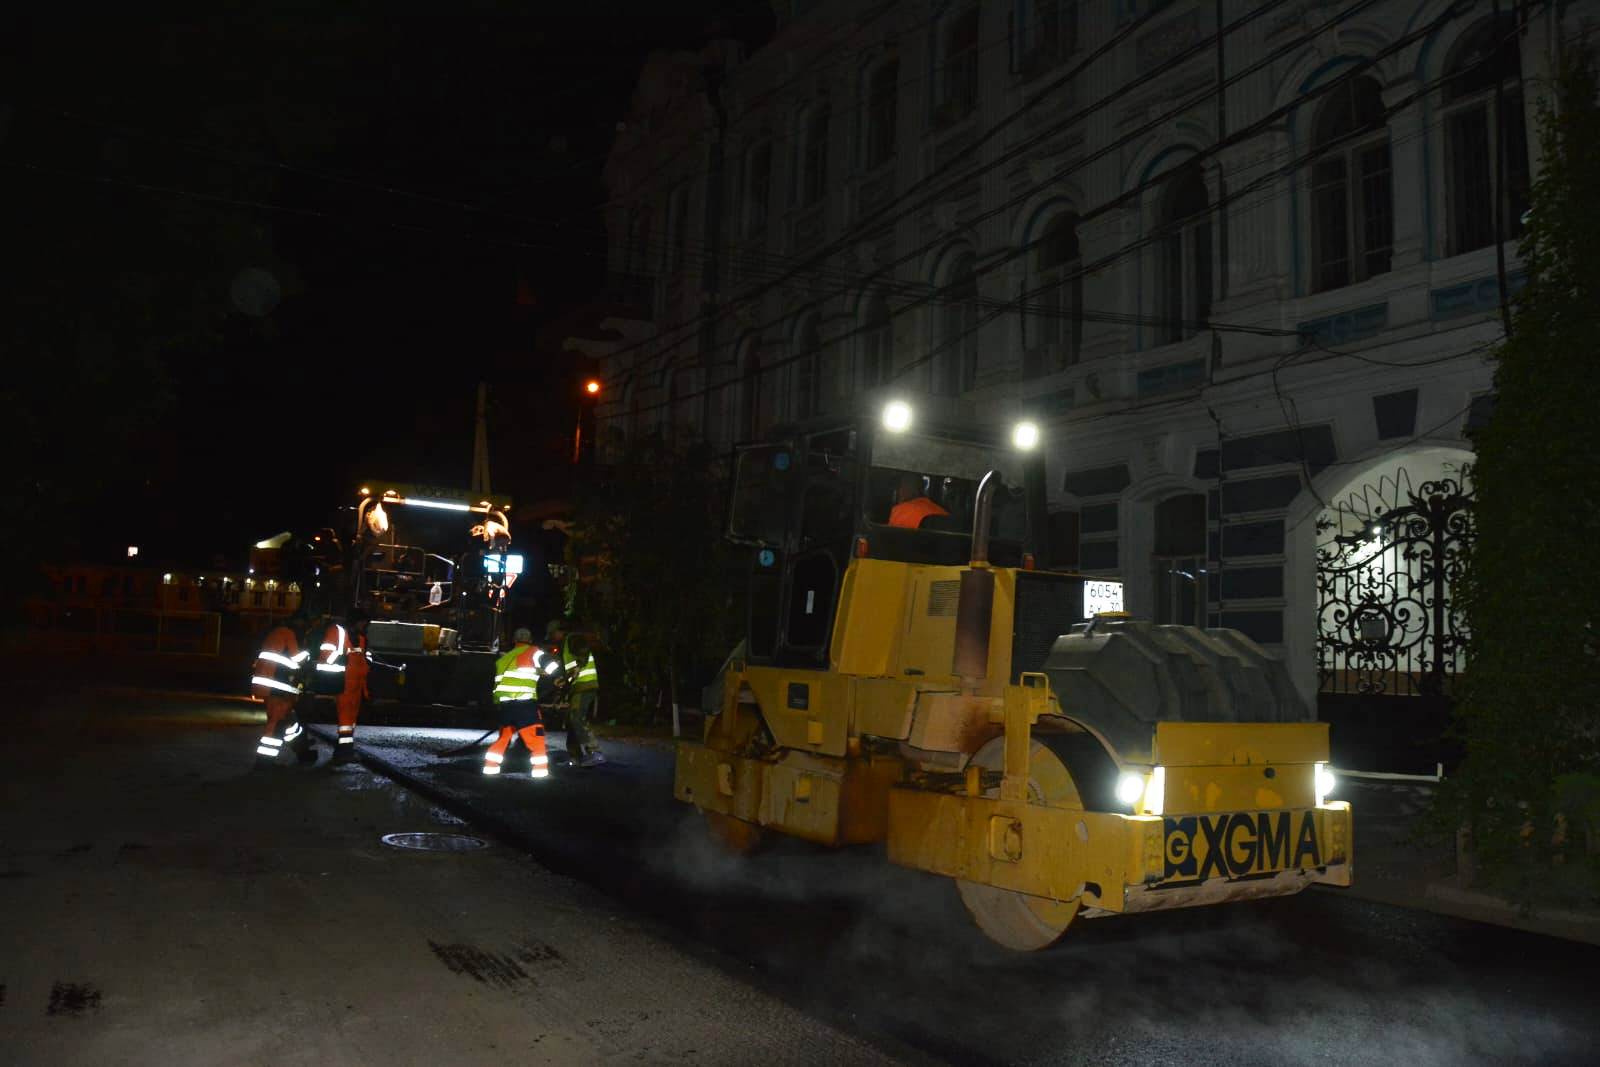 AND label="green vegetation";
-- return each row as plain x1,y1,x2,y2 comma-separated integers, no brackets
1434,51,1600,906
568,431,742,725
